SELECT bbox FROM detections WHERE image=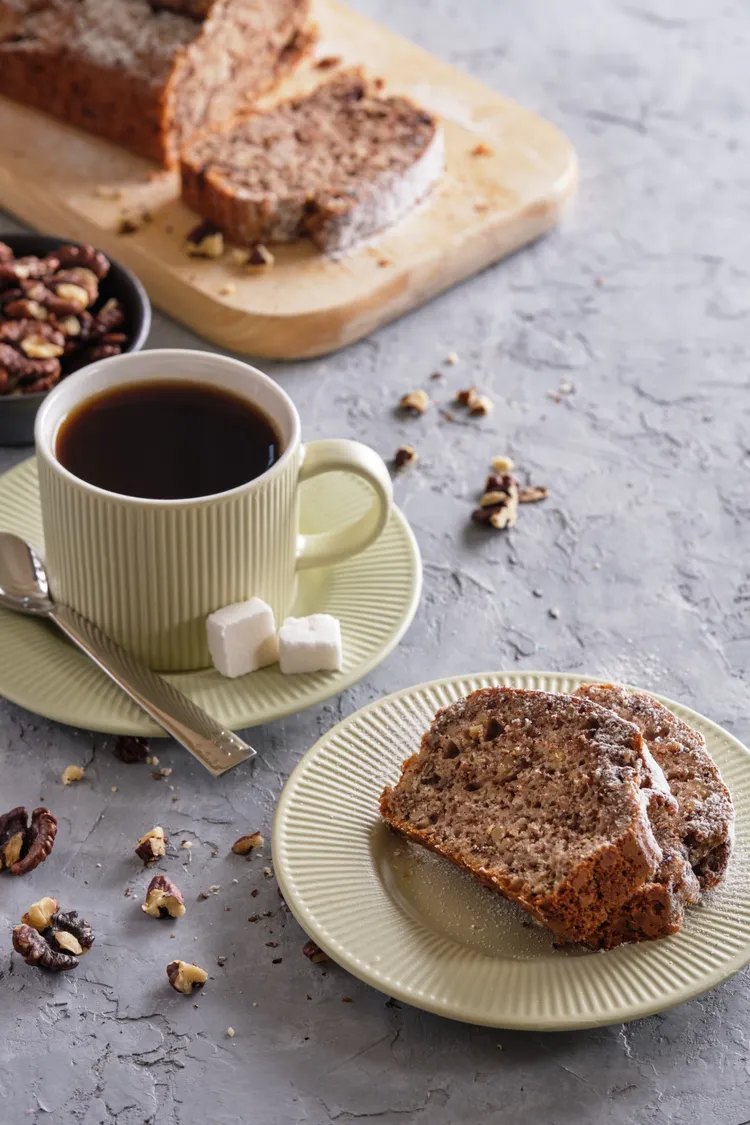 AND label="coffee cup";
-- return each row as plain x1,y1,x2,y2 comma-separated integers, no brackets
35,348,393,671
